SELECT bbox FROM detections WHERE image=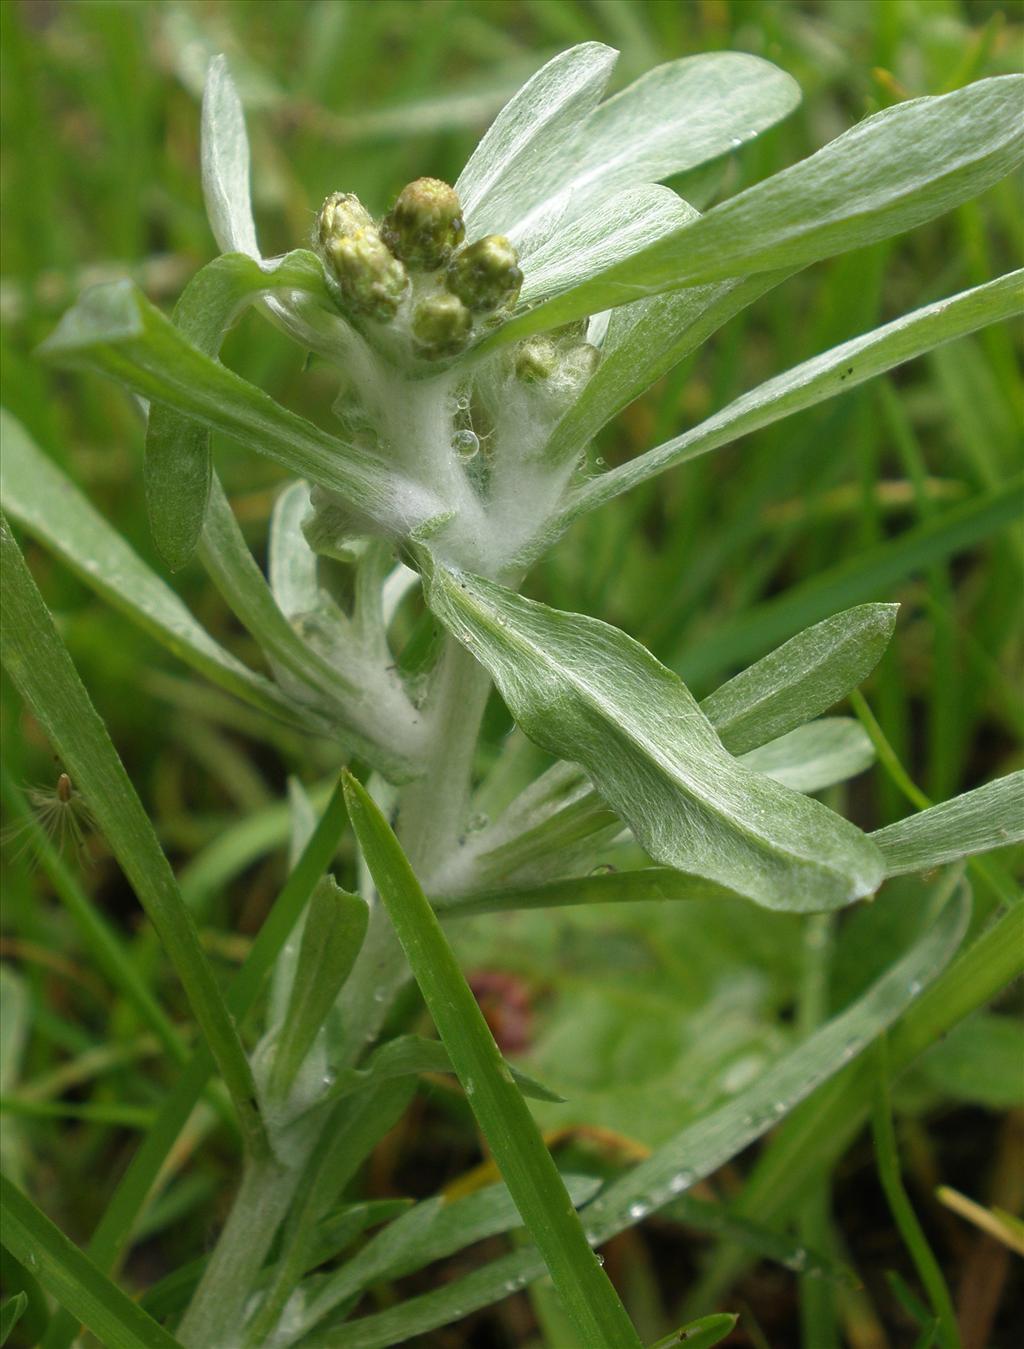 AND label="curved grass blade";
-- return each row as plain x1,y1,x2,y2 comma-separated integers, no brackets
342,771,644,1349
0,1176,182,1349
1,517,262,1155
